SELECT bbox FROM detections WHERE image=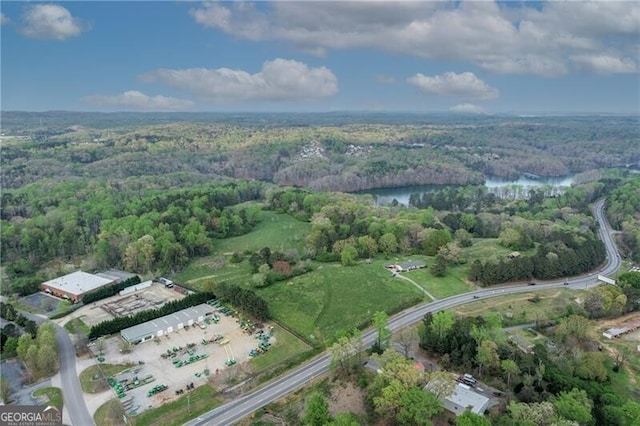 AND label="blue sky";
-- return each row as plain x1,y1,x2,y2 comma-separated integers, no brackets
1,1,639,113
